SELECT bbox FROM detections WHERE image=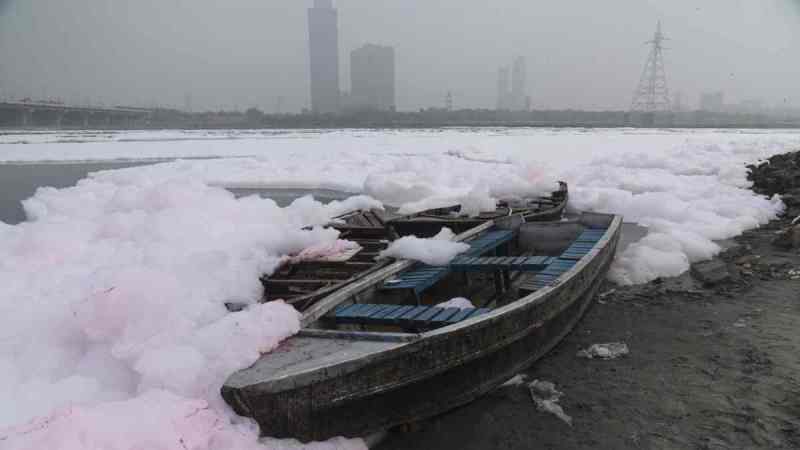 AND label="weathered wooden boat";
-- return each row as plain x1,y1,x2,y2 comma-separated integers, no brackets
222,209,622,441
259,184,567,312
387,181,568,237
260,209,397,311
